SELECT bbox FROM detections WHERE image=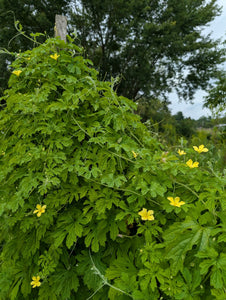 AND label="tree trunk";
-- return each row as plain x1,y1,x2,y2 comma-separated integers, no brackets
54,15,67,42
